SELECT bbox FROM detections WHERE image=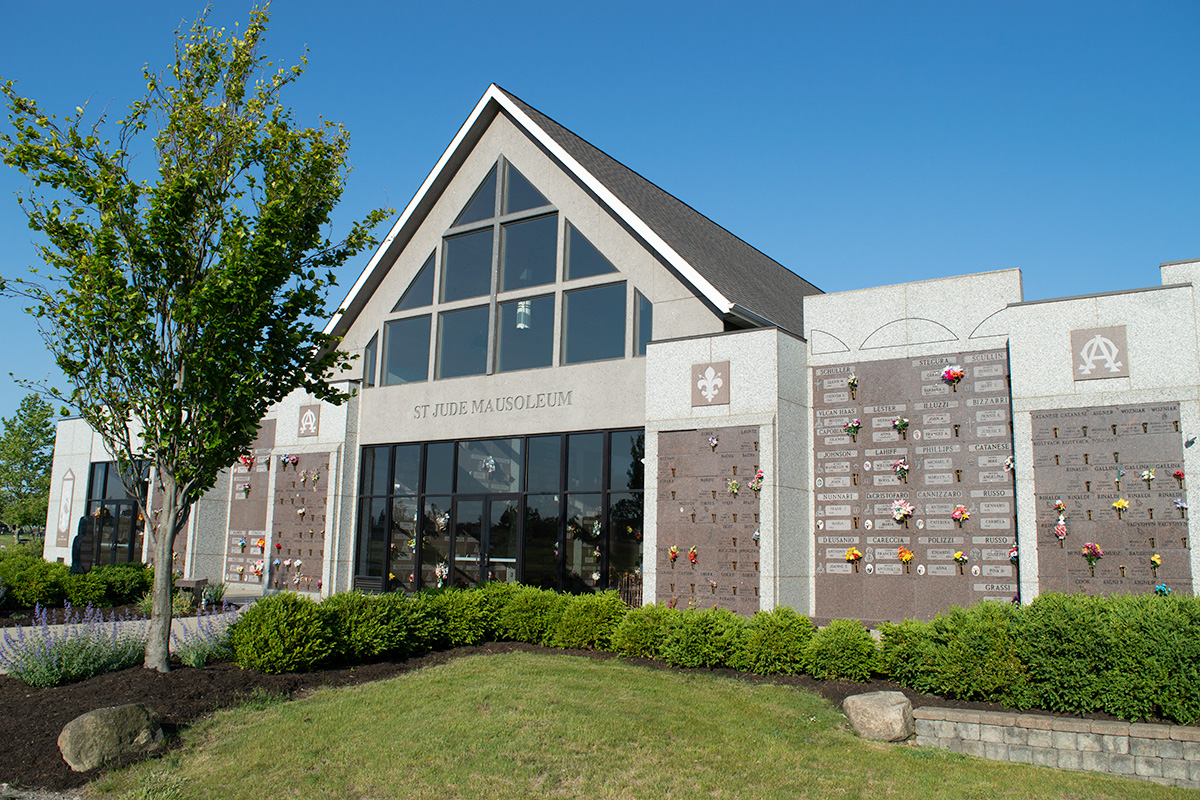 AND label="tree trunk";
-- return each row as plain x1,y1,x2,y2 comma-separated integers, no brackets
144,468,178,672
